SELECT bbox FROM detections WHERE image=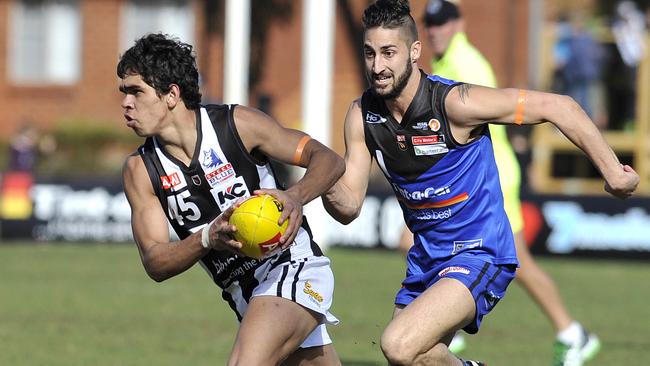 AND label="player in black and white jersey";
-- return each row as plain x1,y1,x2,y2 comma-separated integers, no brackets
118,33,344,365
